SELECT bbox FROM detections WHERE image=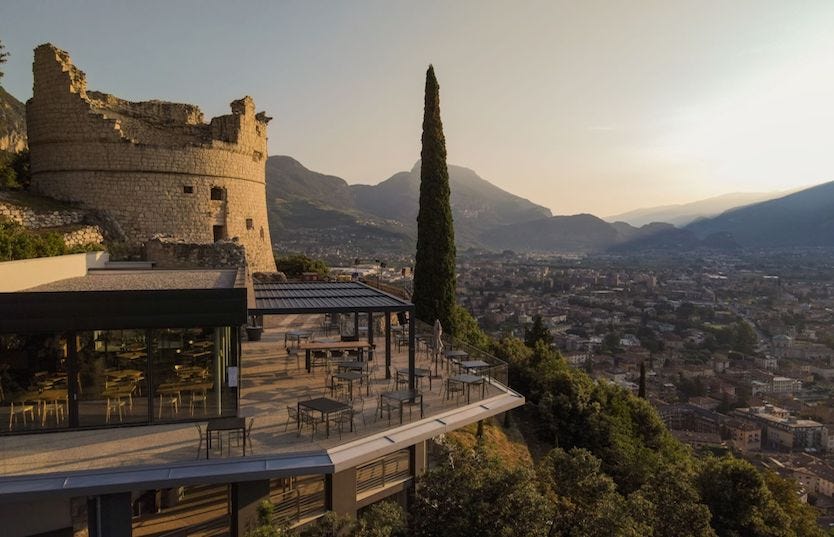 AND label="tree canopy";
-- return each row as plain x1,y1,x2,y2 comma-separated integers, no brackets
274,254,329,279
413,65,456,334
